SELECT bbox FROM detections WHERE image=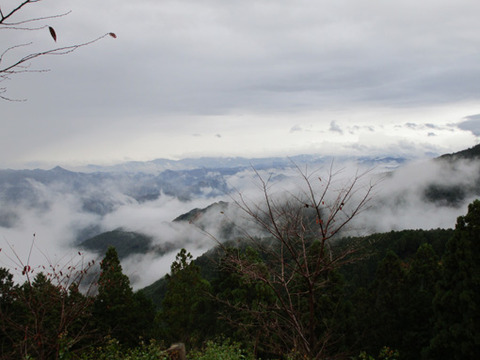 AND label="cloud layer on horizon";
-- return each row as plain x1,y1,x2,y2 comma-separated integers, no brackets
1,0,480,166
1,156,479,289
